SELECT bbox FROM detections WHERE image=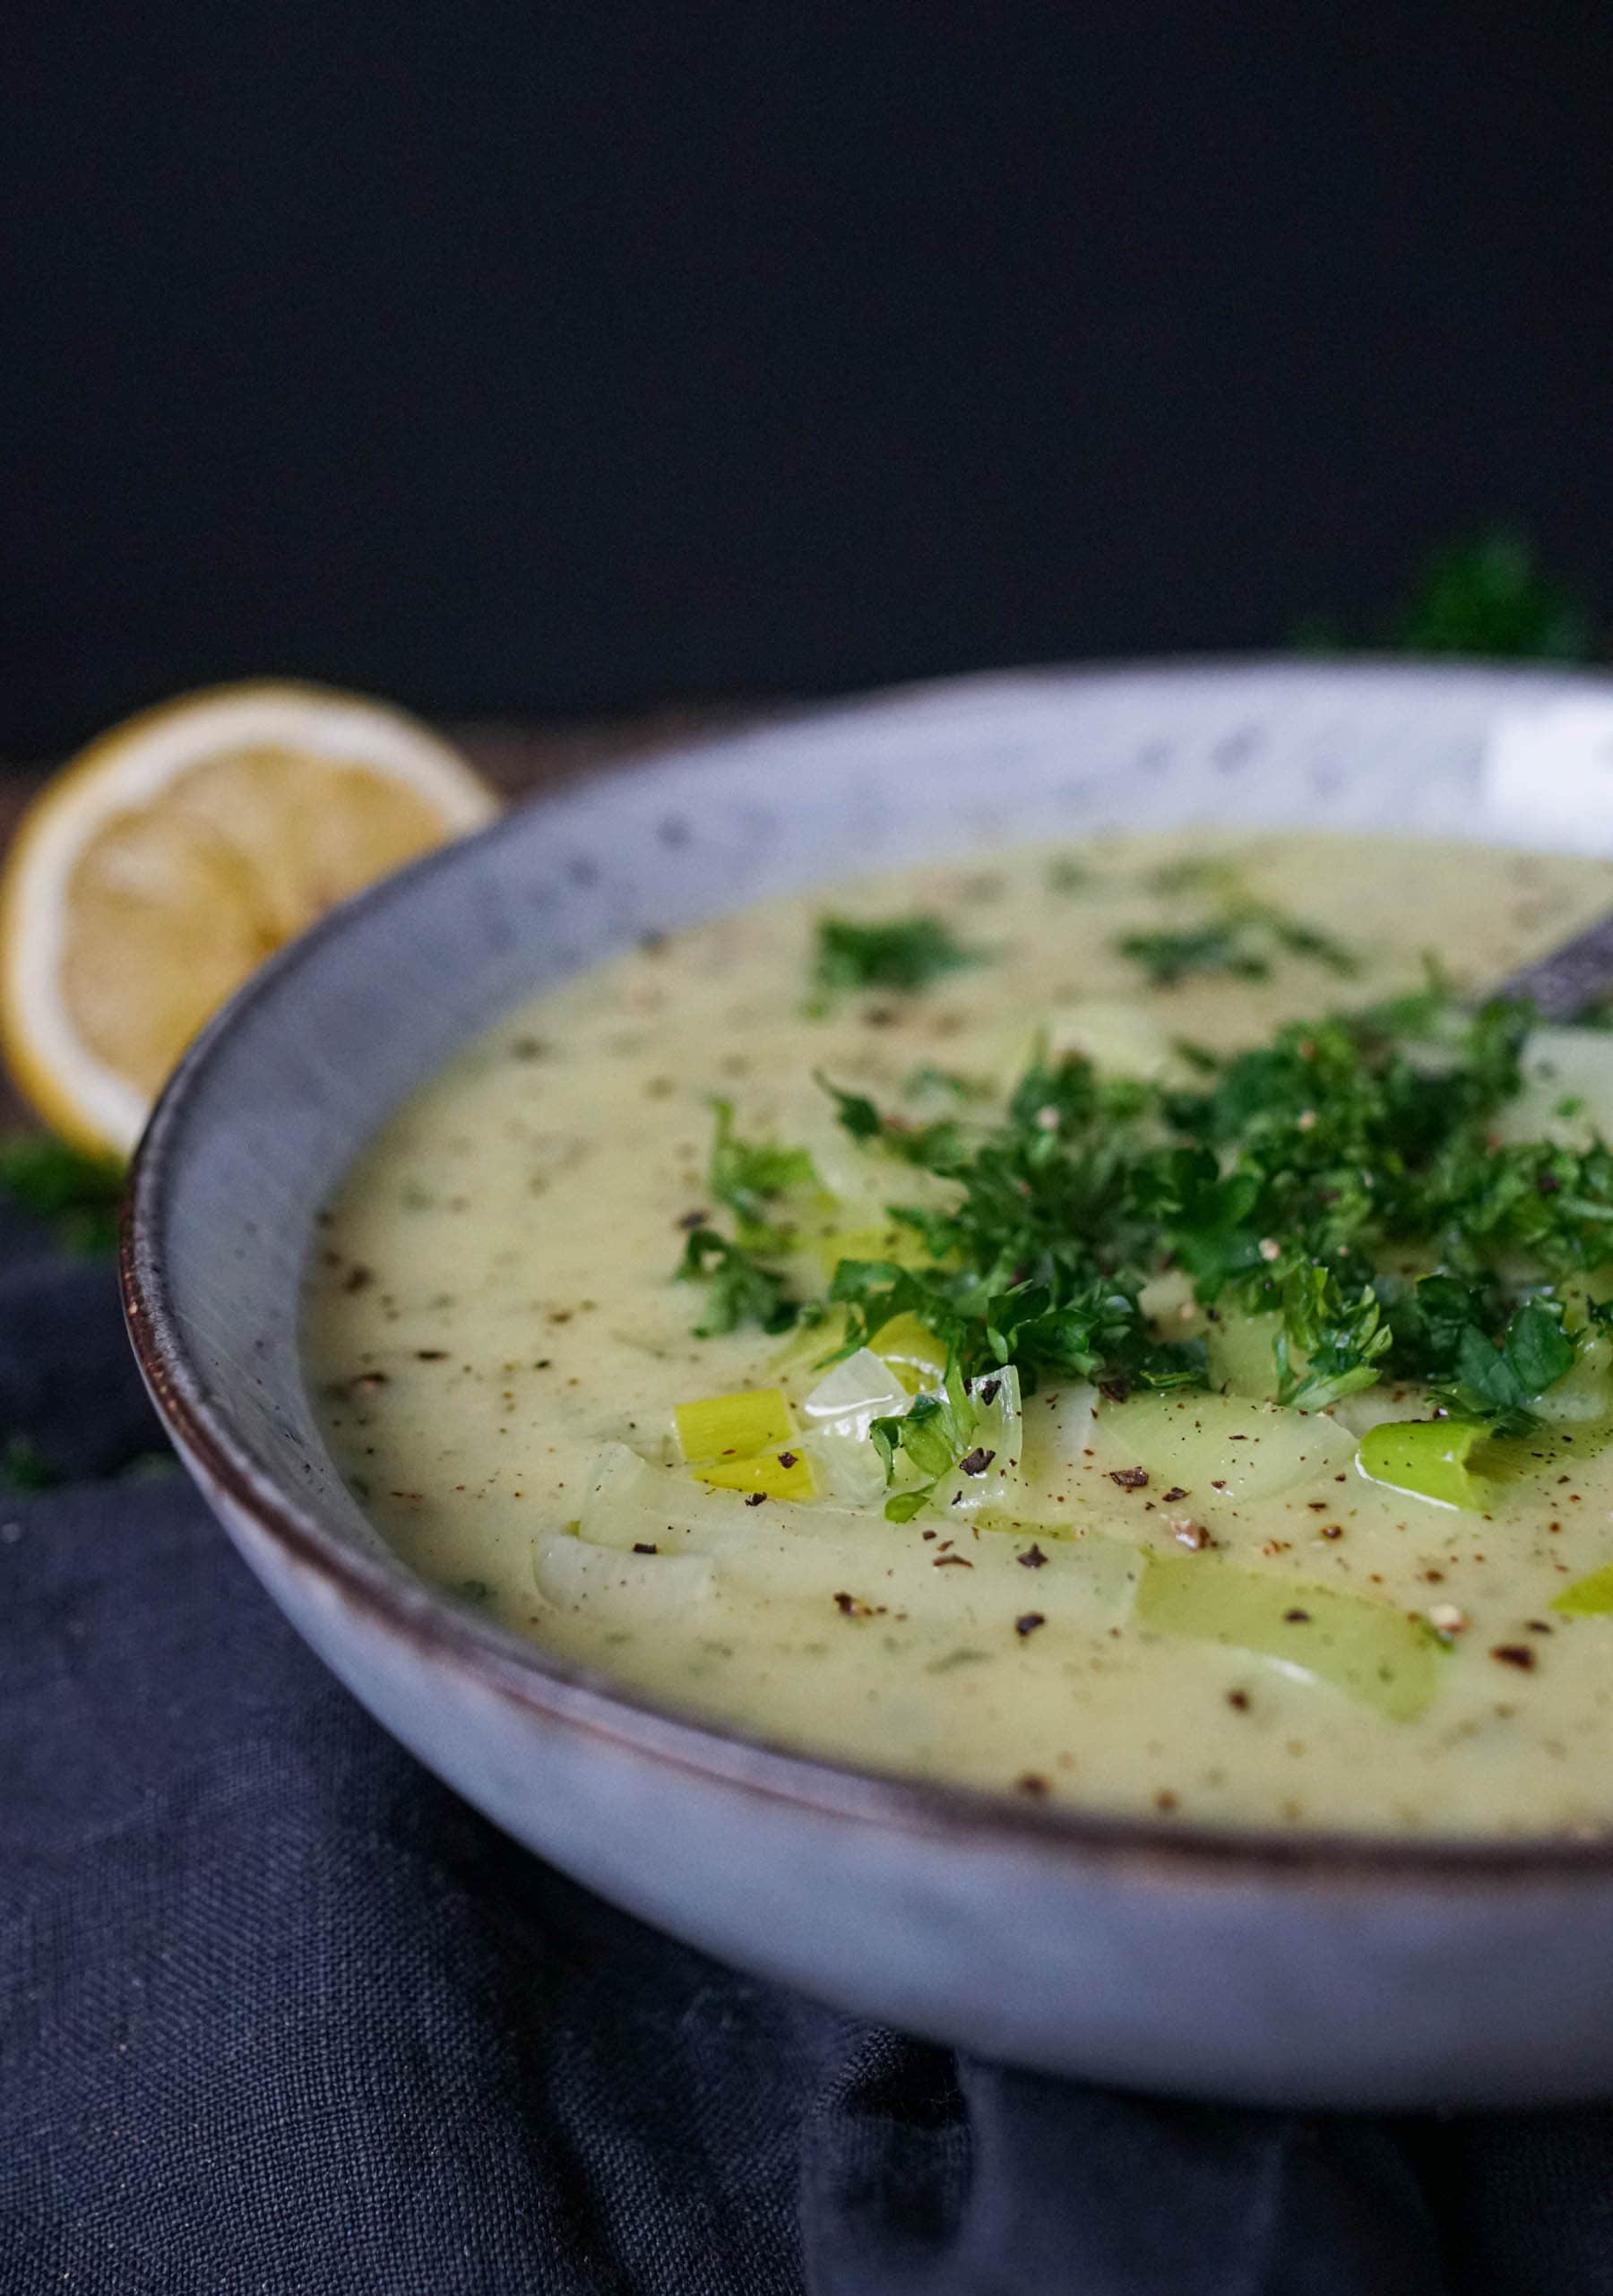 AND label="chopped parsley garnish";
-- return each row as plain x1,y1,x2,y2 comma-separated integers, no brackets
707,1099,815,1248
806,991,1613,1427
1397,529,1591,662
681,950,1613,1432
813,1072,966,1172
0,1434,60,1493
677,1228,798,1337
809,913,980,1009
1118,919,1271,987
1297,528,1593,662
903,1063,988,1102
1117,902,1358,988
869,1366,977,1519
675,1104,810,1334
0,1136,125,1255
